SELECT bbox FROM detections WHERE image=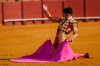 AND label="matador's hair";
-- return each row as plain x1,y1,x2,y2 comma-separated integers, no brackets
63,7,73,15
